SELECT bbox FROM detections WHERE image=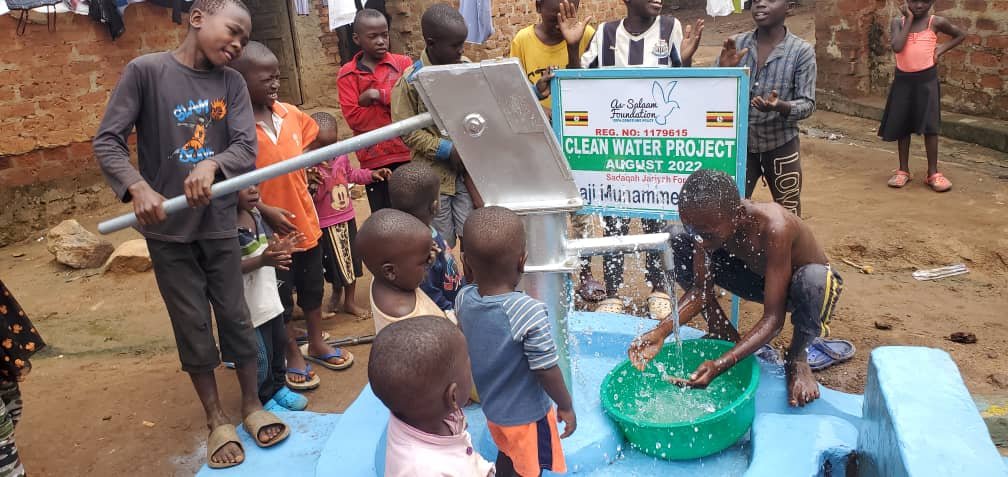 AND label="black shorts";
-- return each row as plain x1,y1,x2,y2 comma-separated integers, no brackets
147,238,258,373
668,233,843,339
277,244,325,320
320,220,363,286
